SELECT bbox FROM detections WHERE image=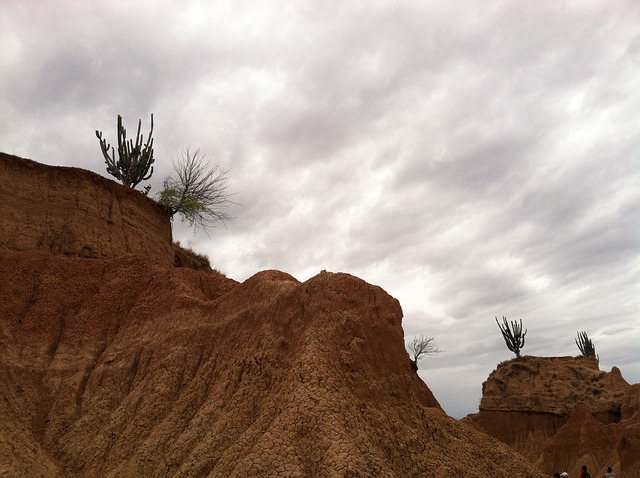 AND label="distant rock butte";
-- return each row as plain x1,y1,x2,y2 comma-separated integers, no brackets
465,355,640,478
0,154,547,477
